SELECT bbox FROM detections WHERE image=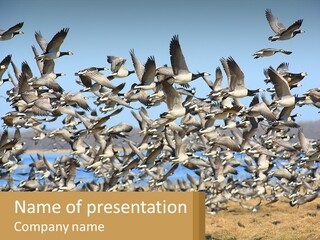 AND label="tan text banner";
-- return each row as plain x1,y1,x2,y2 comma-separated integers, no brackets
0,192,205,240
